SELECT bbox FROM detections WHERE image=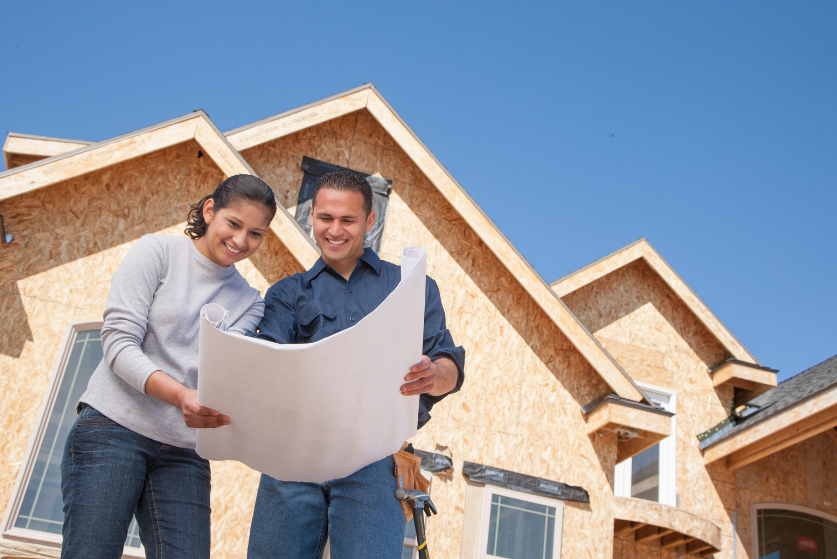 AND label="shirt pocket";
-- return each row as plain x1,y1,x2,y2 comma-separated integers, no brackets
297,299,337,340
